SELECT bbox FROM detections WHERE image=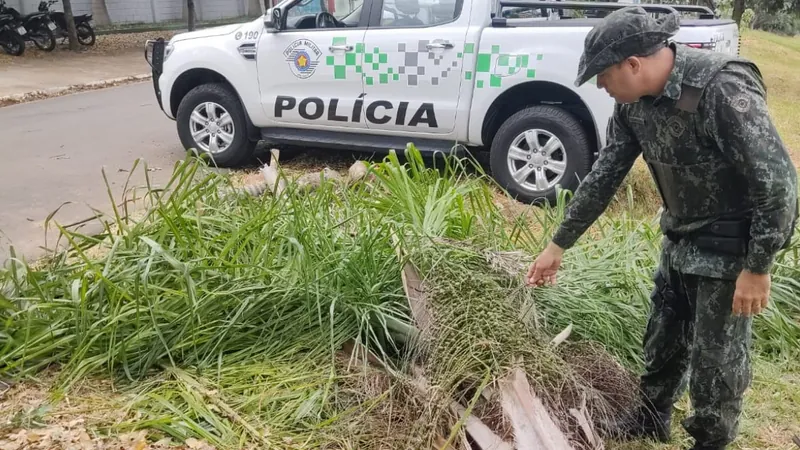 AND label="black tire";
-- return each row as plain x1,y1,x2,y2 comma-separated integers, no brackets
176,83,257,168
31,22,56,52
31,23,55,51
0,31,25,56
489,105,593,206
76,23,94,46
